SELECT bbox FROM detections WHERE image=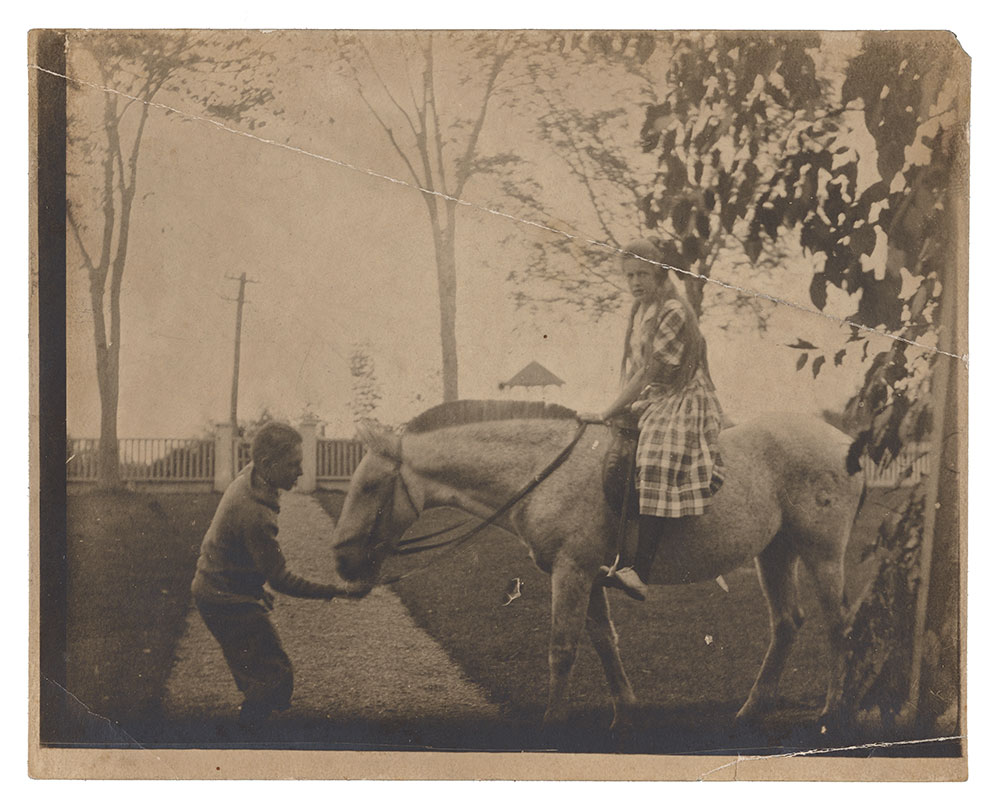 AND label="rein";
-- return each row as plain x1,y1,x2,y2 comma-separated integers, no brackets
376,419,589,585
